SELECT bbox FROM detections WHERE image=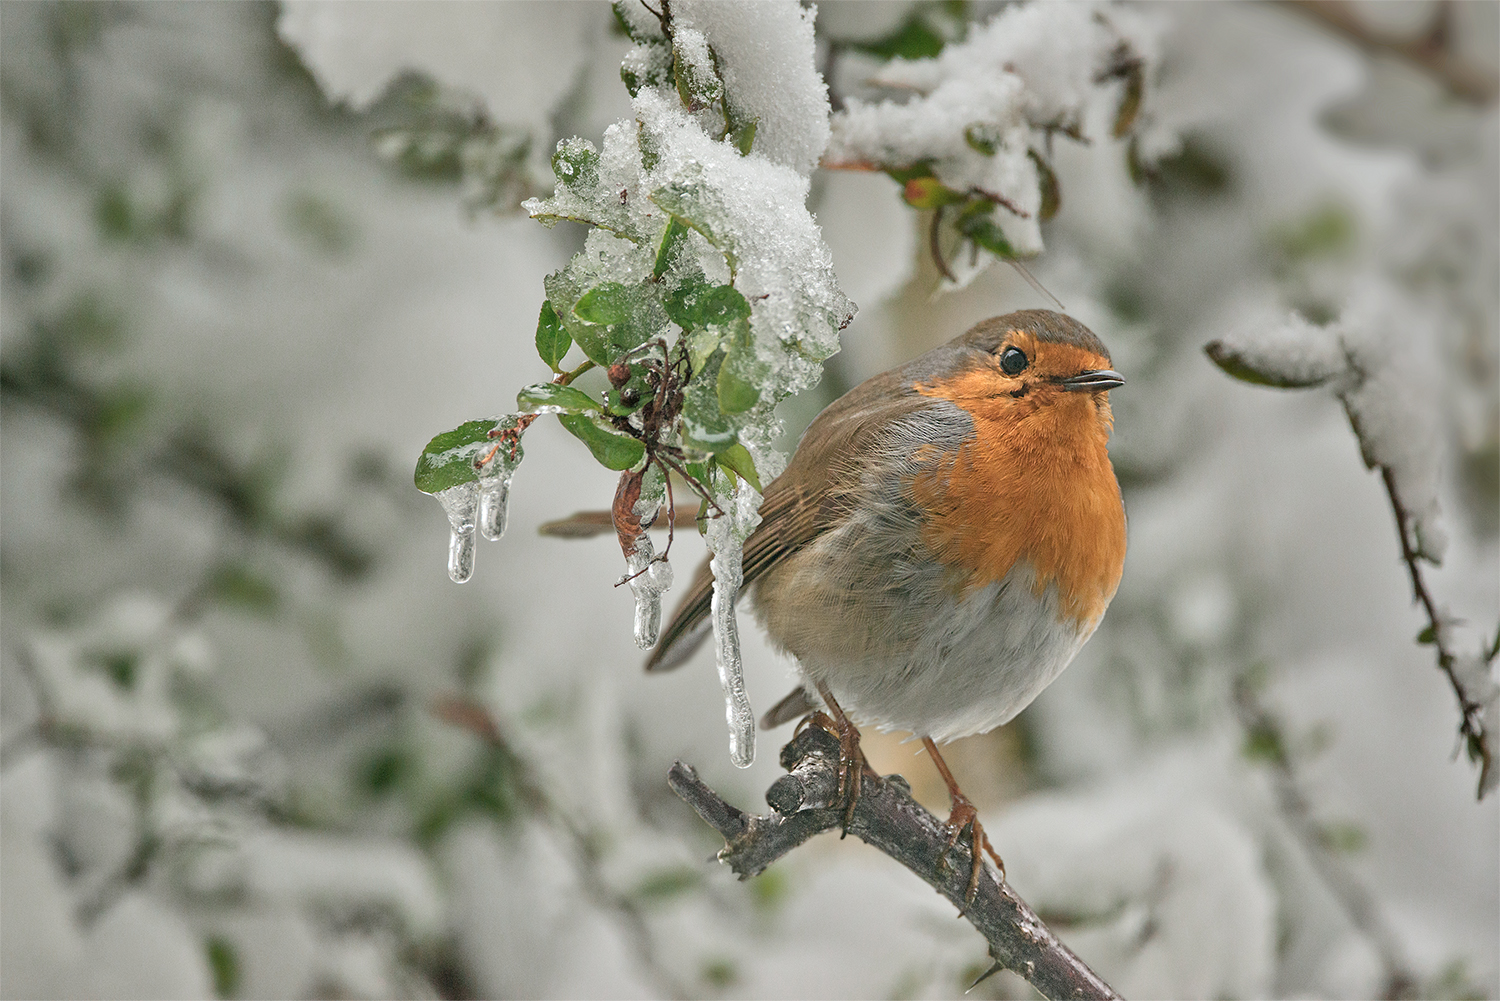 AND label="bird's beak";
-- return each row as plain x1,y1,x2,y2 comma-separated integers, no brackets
1062,369,1125,392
